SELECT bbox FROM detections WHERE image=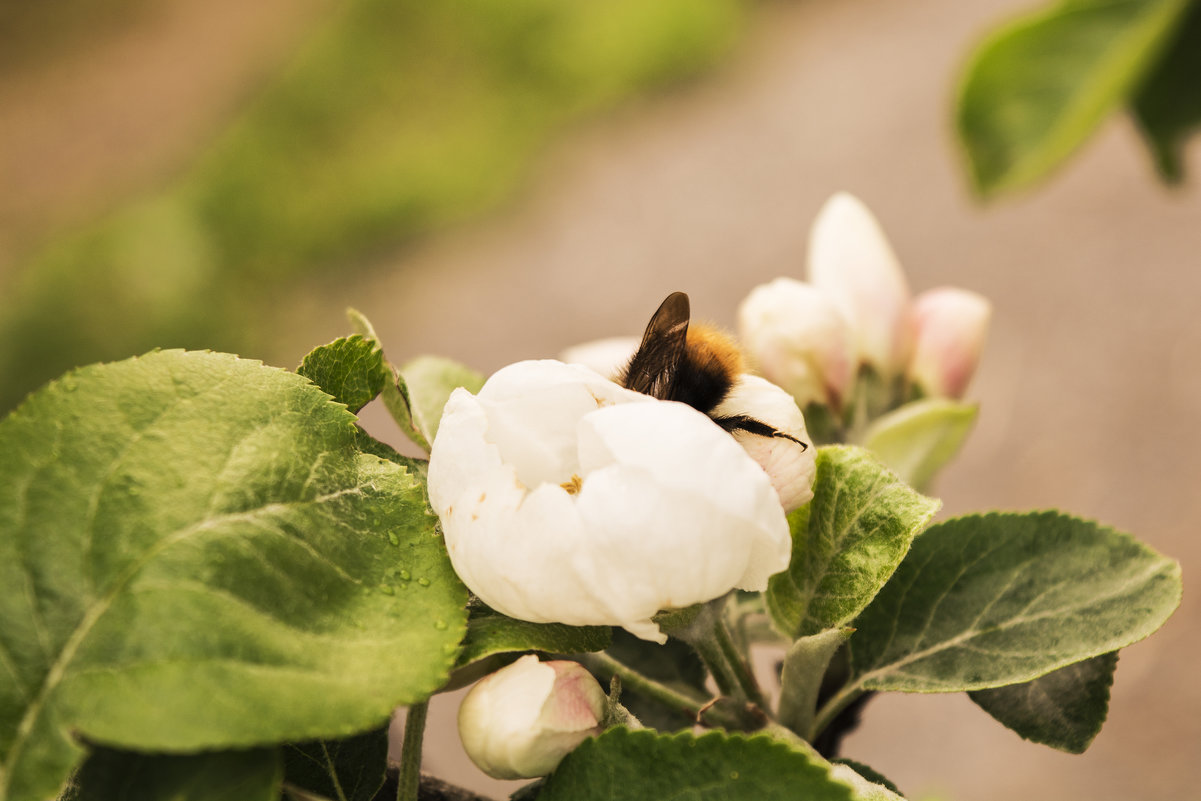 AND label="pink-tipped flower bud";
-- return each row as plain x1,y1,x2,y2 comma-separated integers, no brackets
737,277,855,410
458,655,607,780
807,193,913,375
908,287,991,399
